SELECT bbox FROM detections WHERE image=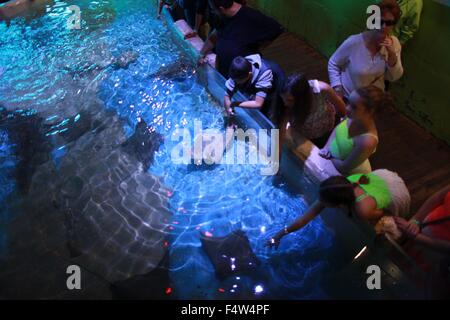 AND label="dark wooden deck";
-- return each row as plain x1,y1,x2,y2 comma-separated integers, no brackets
261,32,450,213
